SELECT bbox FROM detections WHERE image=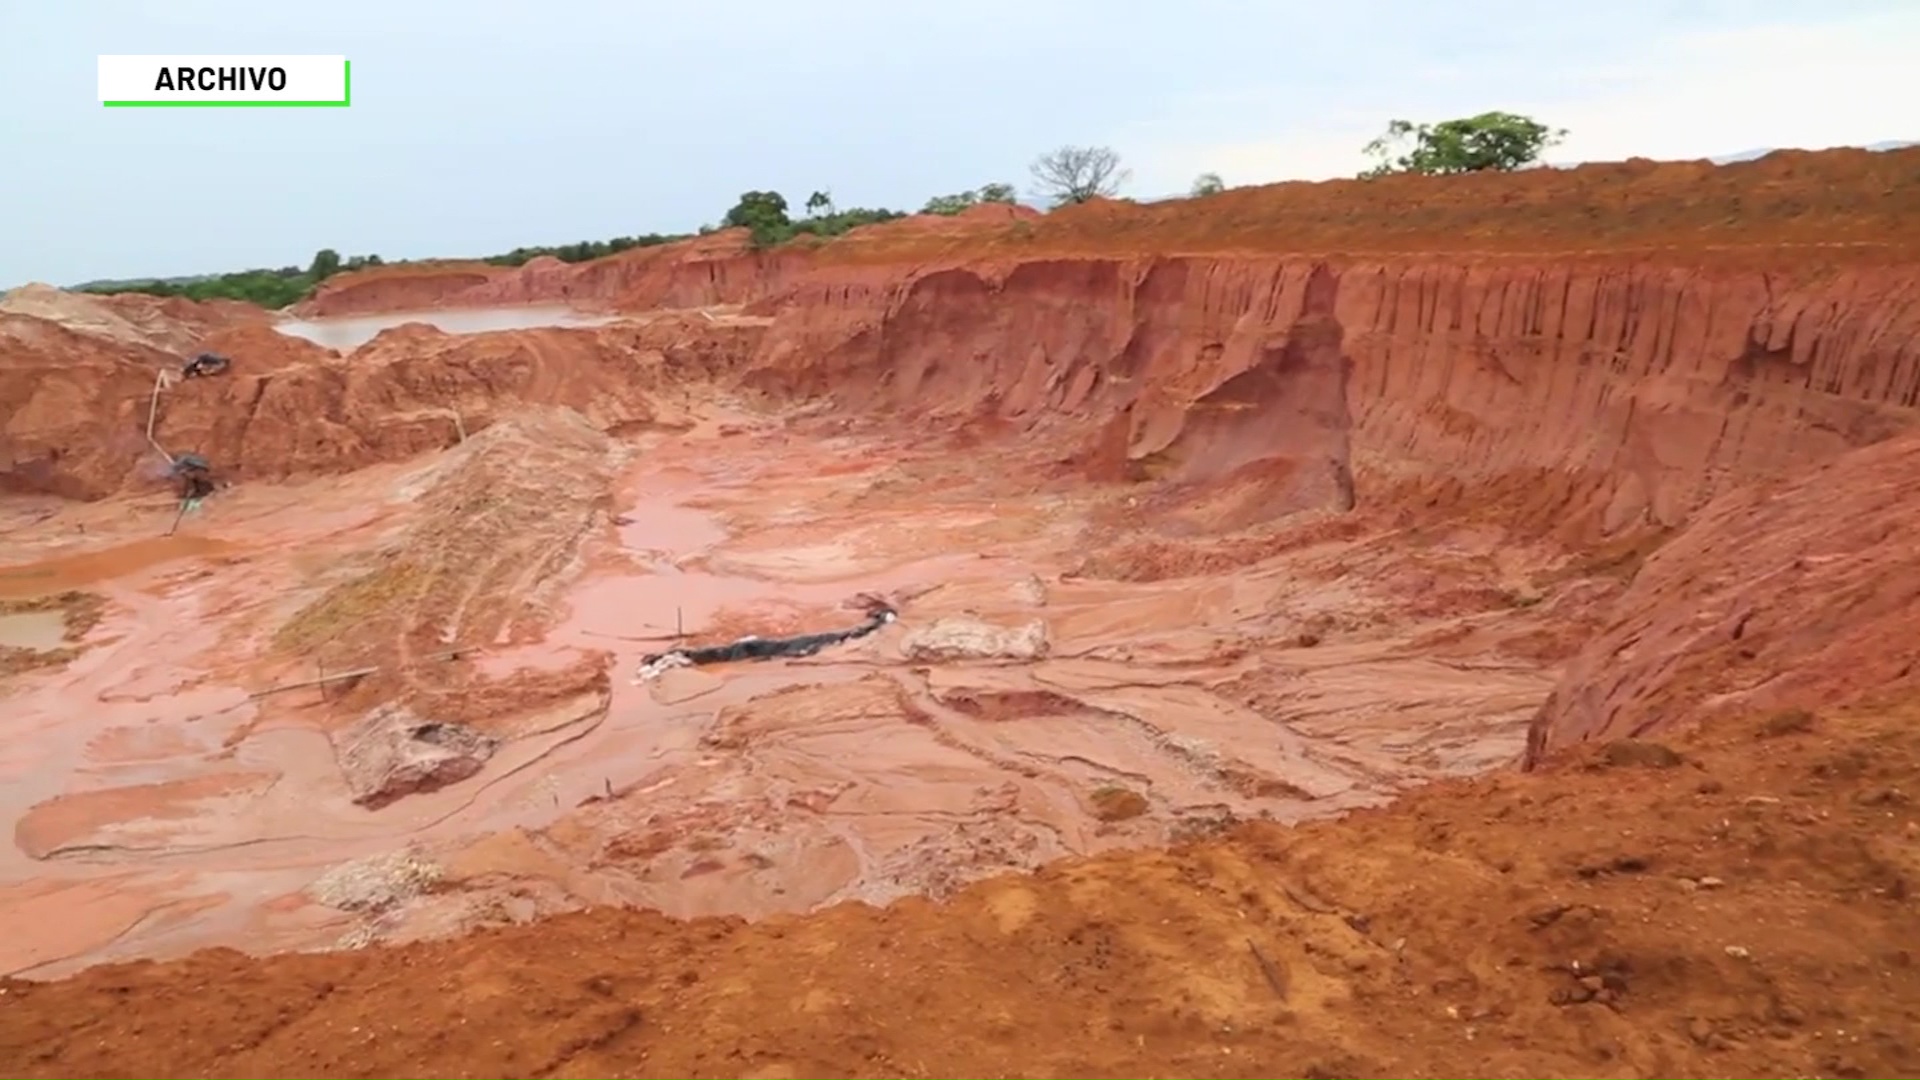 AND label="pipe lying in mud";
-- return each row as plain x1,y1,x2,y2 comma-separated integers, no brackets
633,604,898,682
